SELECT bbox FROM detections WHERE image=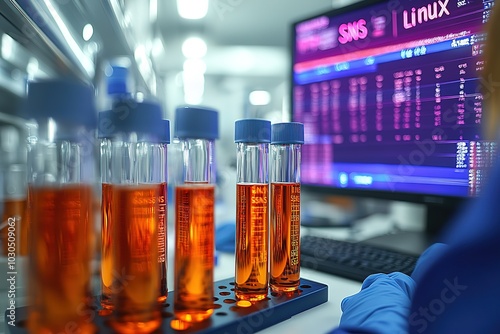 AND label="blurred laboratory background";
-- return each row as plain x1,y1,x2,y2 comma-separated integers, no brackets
0,0,361,223
0,0,357,161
